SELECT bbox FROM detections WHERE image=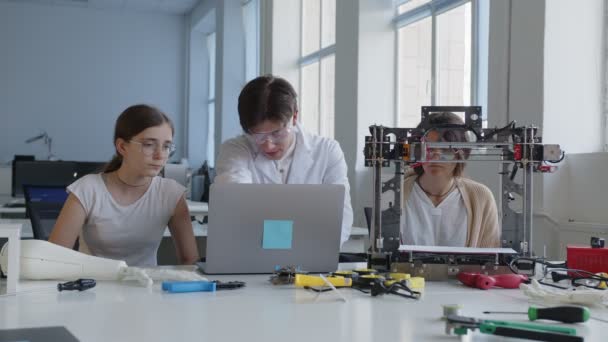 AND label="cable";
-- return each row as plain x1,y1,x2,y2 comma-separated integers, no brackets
482,121,516,141
370,280,421,300
537,279,569,290
545,151,565,163
303,286,332,293
508,256,566,275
